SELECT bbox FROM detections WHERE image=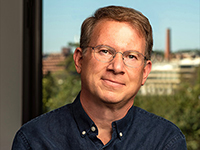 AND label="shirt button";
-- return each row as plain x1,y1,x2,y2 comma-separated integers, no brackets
91,126,96,132
82,131,86,135
119,132,123,137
